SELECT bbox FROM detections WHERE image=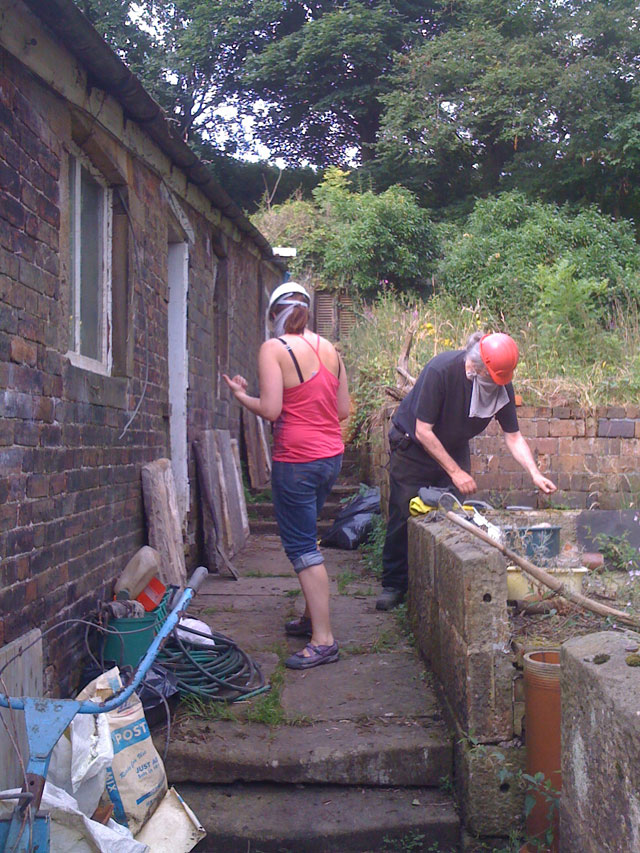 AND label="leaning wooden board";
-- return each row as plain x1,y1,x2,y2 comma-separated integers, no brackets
214,429,249,555
141,458,187,587
242,409,271,489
